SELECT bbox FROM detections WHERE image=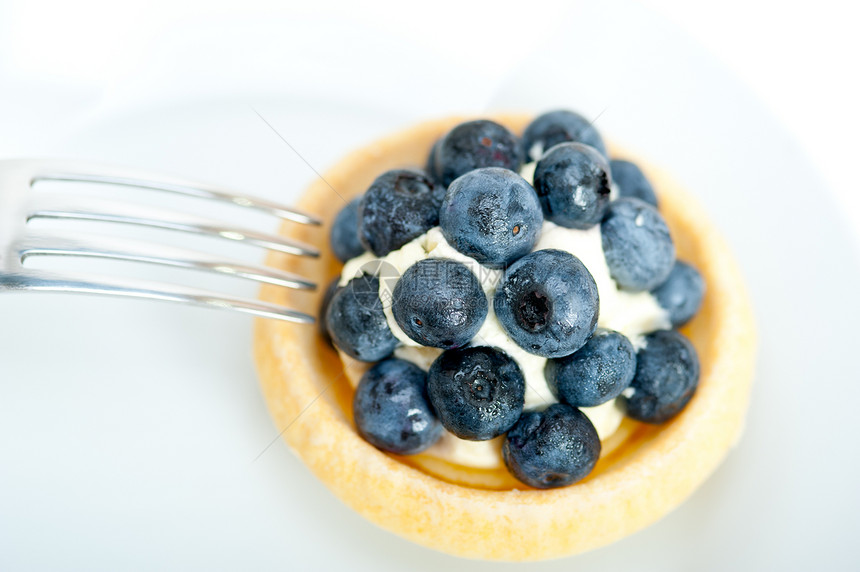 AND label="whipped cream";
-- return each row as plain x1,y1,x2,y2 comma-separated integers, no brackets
339,163,669,469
